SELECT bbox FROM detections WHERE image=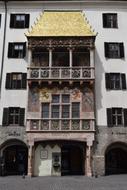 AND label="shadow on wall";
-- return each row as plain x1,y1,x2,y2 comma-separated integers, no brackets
93,46,105,153
94,46,105,116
